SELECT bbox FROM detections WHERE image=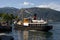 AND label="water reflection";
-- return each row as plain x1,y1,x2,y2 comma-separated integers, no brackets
12,30,53,40
12,30,23,40
28,31,53,40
